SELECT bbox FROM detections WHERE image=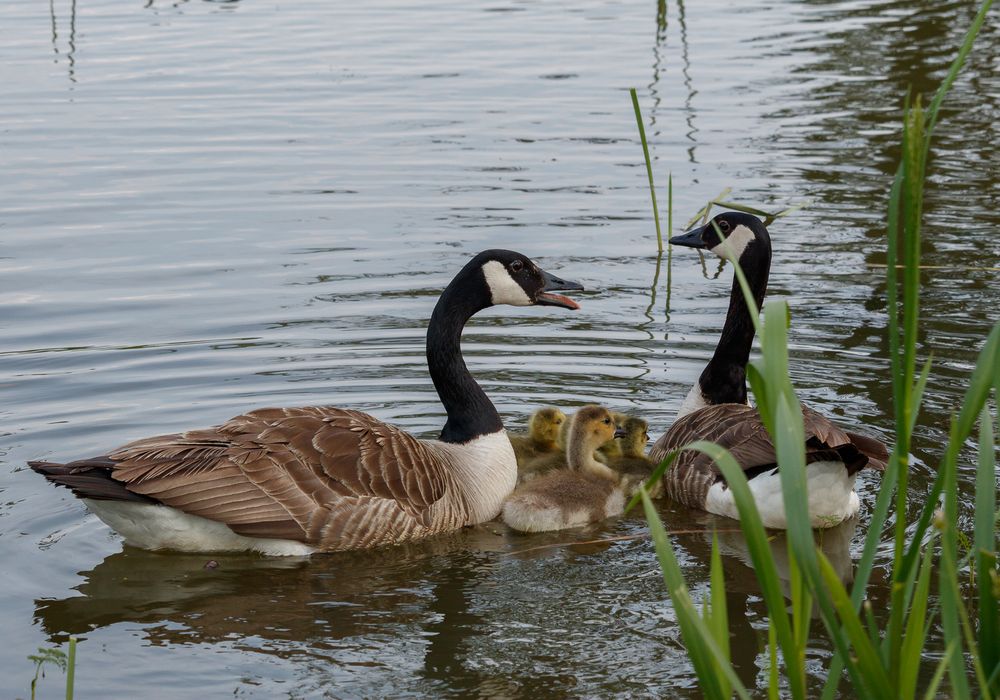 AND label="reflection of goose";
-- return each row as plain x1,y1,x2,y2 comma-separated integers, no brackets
651,213,888,529
30,250,583,554
502,406,626,532
711,516,857,600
